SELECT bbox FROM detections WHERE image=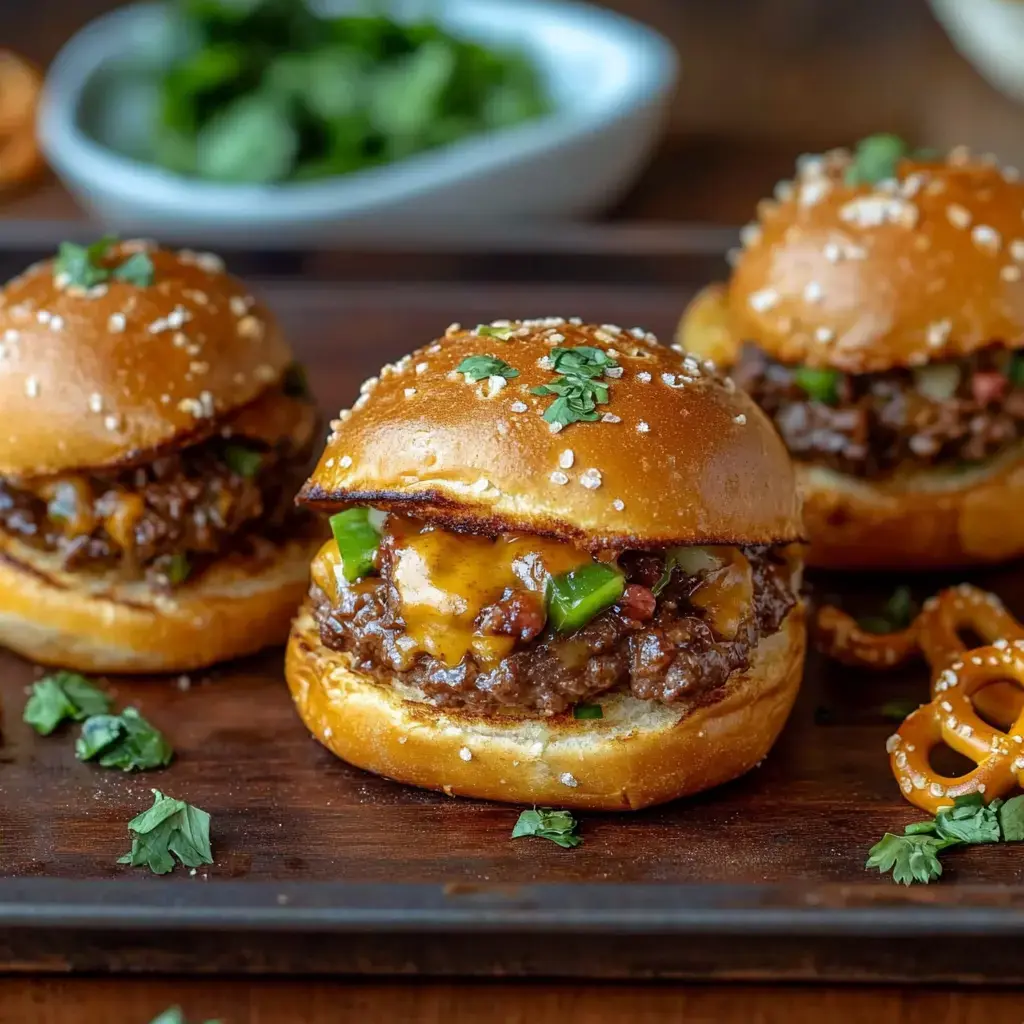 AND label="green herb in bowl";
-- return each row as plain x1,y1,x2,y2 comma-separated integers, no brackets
143,0,552,184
